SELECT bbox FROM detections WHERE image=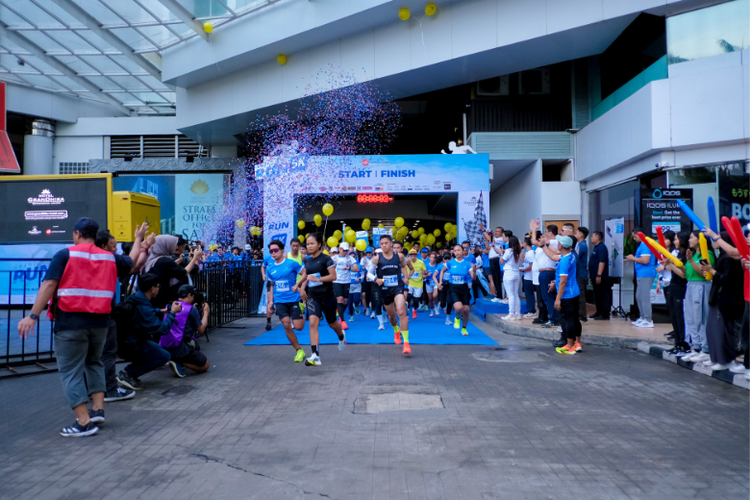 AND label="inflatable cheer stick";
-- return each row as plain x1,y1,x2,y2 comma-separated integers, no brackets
698,233,713,280
721,216,745,258
731,216,750,258
707,196,718,234
645,236,683,268
676,199,706,231
656,225,666,248
637,232,664,263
